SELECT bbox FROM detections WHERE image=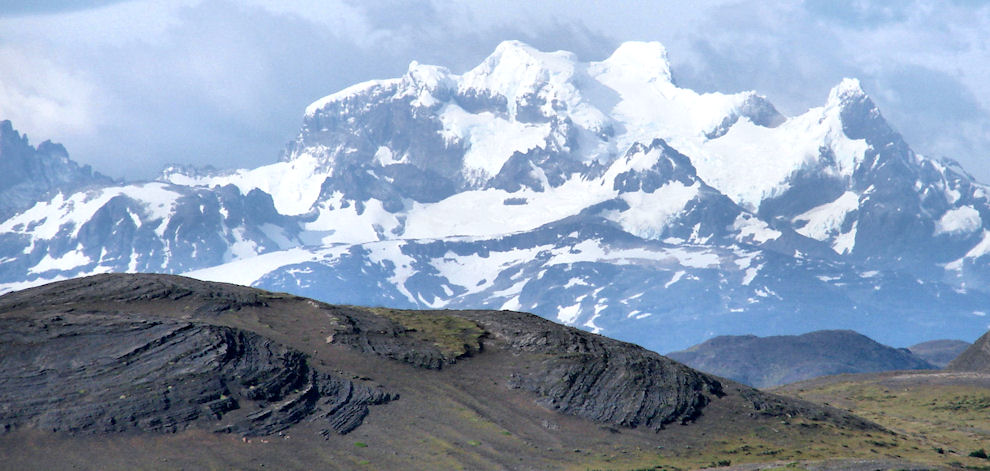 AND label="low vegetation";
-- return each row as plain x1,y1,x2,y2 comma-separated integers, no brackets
369,307,485,361
774,372,990,470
